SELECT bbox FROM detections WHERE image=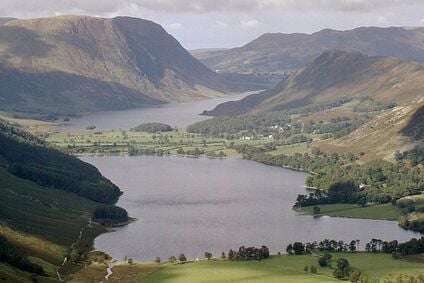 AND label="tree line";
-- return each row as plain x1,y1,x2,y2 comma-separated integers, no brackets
0,121,122,204
286,237,424,257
